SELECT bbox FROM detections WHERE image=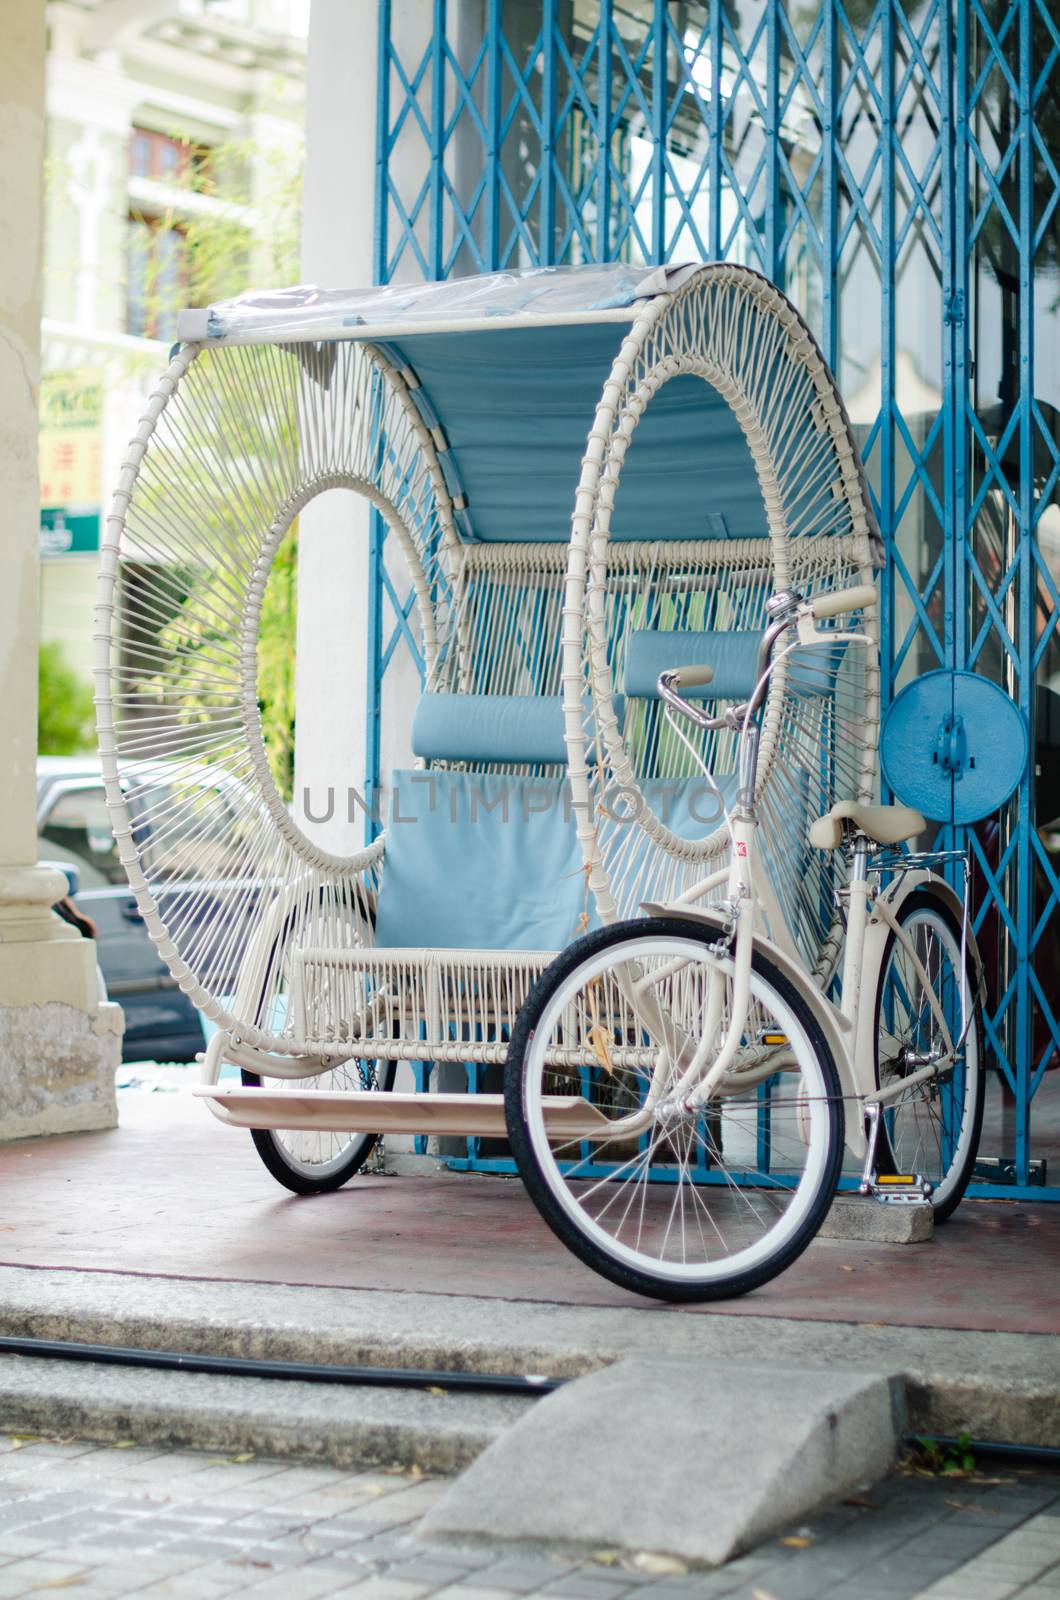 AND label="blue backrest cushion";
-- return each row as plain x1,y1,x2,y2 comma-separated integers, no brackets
411,693,623,767
623,631,848,703
373,769,749,952
623,630,763,701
